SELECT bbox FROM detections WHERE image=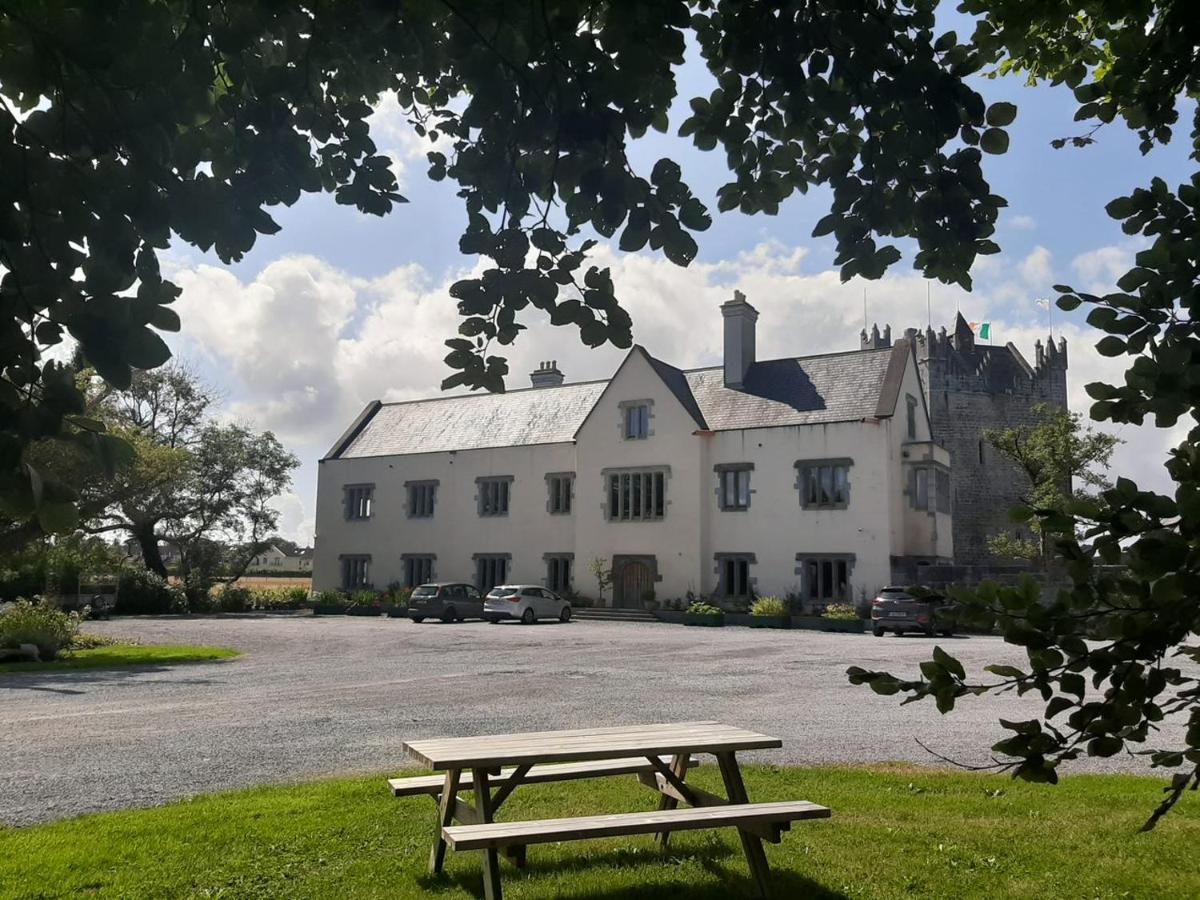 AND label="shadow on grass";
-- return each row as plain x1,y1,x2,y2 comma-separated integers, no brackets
419,843,850,899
